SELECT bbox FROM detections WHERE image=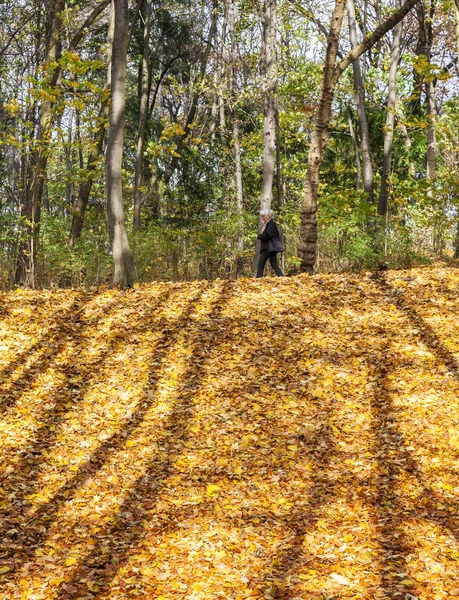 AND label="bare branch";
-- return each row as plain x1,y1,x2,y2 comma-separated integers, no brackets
0,12,37,57
68,0,111,52
127,0,143,48
335,0,421,80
